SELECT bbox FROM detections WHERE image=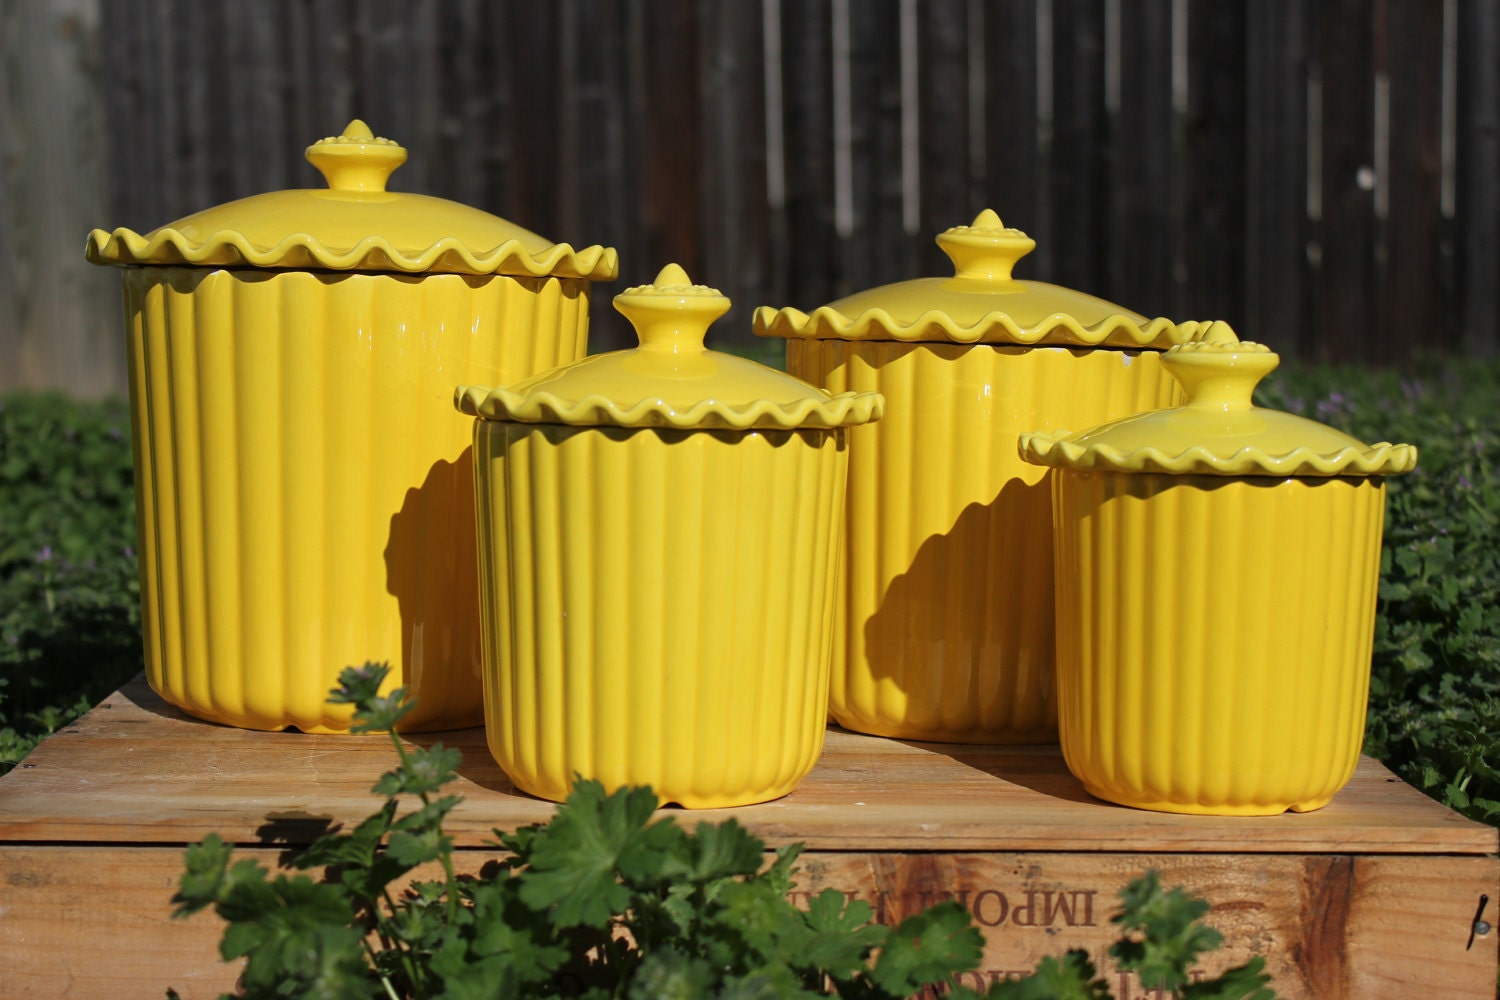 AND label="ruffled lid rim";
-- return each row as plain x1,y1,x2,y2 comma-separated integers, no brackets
1018,431,1419,478
454,384,884,430
754,304,1206,349
85,227,620,280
